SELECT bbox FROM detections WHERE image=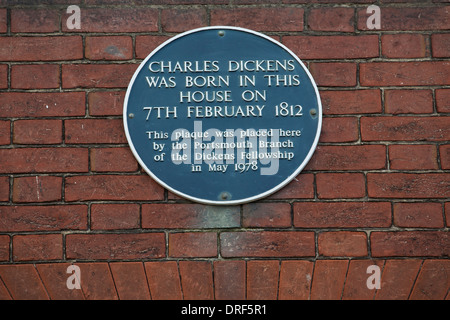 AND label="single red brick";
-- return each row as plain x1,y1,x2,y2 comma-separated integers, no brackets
247,260,279,300
13,119,62,144
305,145,386,171
11,8,59,33
62,64,137,88
368,173,450,199
36,263,84,300
393,202,444,228
65,119,126,144
62,7,158,33
384,89,433,114
13,176,62,203
0,235,9,261
214,260,246,300
135,35,170,59
66,233,165,260
361,117,449,142
0,92,85,118
319,90,382,115
317,173,365,199
342,260,383,300
161,8,207,32
308,7,354,32
381,34,427,58
169,232,217,258
309,62,357,87
389,145,438,170
88,91,125,116
320,117,359,143
0,176,8,202
142,203,240,229
268,173,314,199
436,89,450,113
0,278,10,300
0,205,87,232
0,120,9,145
0,9,6,33
0,36,83,61
90,147,138,172
221,231,315,258
13,234,62,261
310,260,348,300
319,231,368,257
375,259,422,300
278,260,313,300
85,36,133,61
211,7,304,32
65,175,164,201
358,7,450,31
0,148,88,173
446,203,450,228
283,35,378,60
145,261,182,300
91,203,140,230
294,202,392,228
432,33,450,58
242,202,291,228
0,265,49,300
0,64,7,89
440,144,450,170
110,262,150,300
360,61,450,86
179,261,214,300
410,260,450,300
77,263,118,300
371,231,449,257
